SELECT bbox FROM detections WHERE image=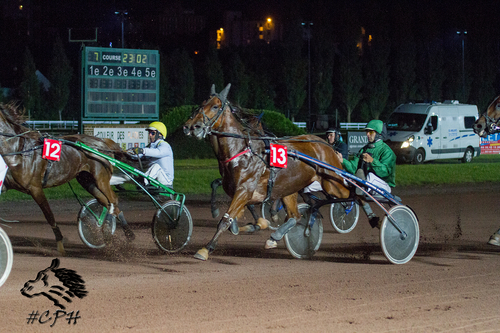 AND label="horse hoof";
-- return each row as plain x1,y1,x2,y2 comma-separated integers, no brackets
240,223,259,233
211,208,220,219
229,221,239,235
257,218,269,230
194,247,209,261
264,239,278,249
57,241,66,256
